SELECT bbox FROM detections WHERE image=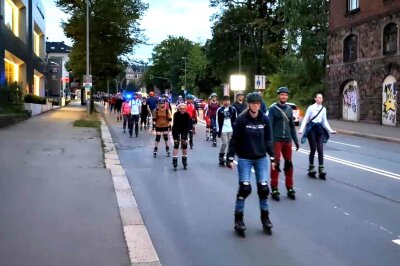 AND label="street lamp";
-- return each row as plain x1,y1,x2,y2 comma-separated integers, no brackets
182,57,187,90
